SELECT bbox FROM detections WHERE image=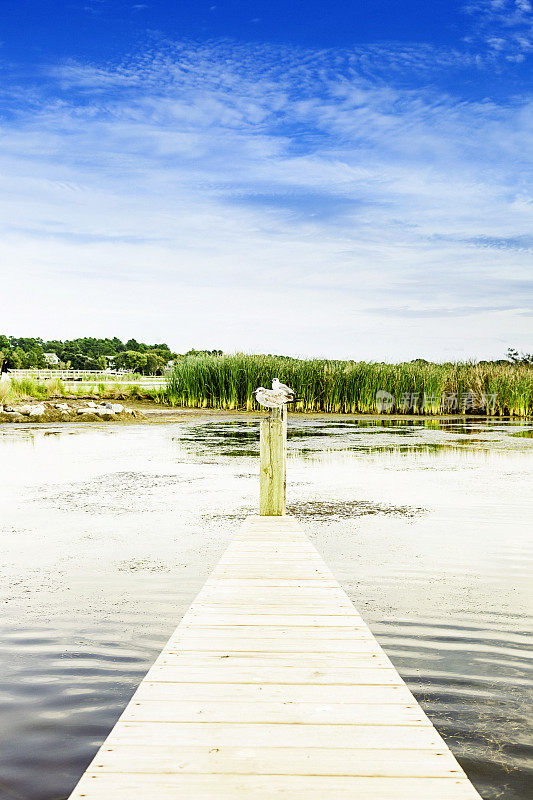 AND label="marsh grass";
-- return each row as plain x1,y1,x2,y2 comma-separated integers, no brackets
3,378,157,404
0,382,11,405
164,354,533,416
6,378,68,403
4,357,532,416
